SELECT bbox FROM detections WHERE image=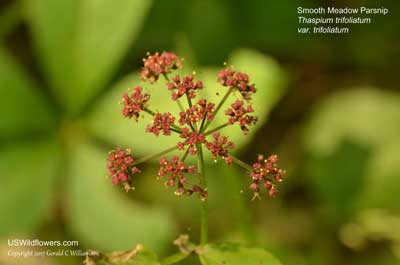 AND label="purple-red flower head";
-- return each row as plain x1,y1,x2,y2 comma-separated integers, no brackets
205,133,234,164
146,112,176,136
168,74,203,101
179,99,215,126
249,154,286,199
158,156,196,196
225,100,257,134
177,128,206,155
121,87,150,120
141,52,183,83
217,68,256,100
107,148,141,191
